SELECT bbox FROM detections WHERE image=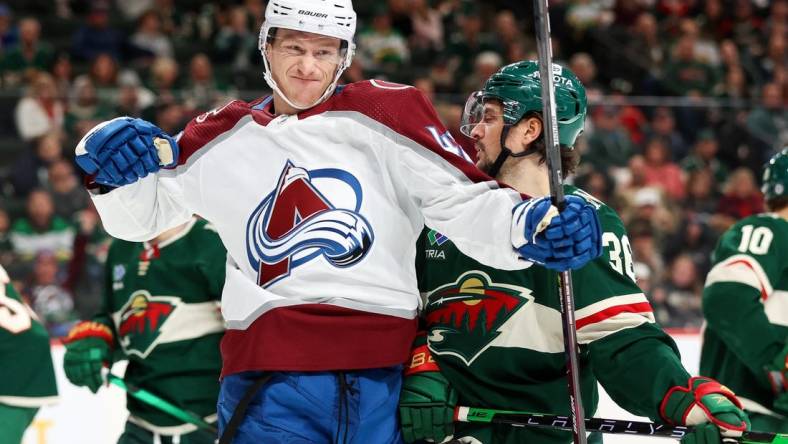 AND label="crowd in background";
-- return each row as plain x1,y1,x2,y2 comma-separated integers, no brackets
0,0,785,336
